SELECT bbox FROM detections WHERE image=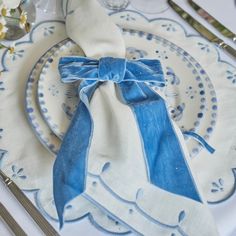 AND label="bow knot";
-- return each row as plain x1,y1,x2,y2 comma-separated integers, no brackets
98,57,126,83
